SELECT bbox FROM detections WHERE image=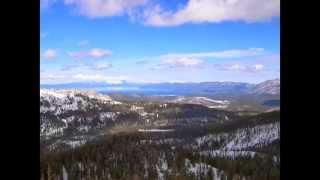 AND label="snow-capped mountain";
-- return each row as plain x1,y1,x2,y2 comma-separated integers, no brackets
40,89,114,104
40,89,238,151
251,79,280,95
40,88,280,165
40,89,122,140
